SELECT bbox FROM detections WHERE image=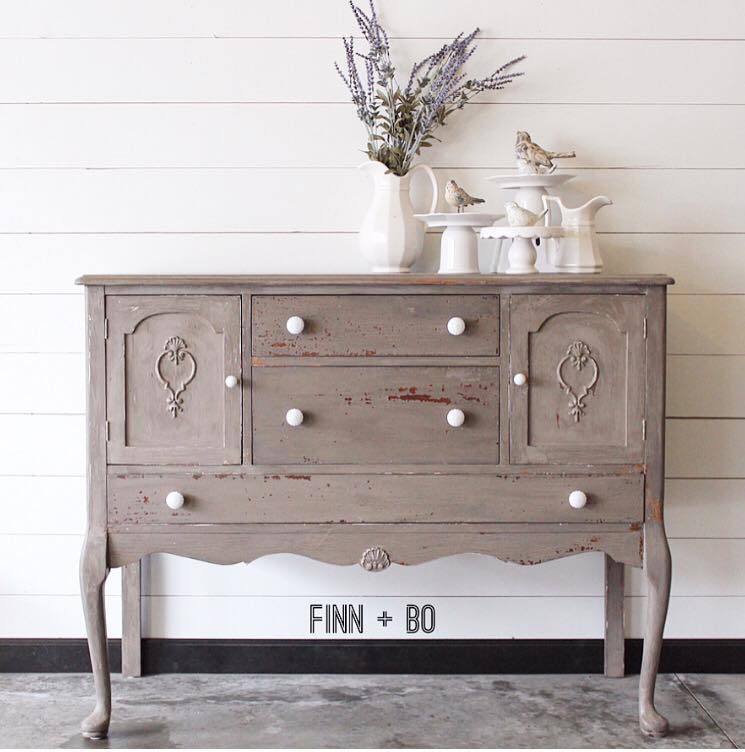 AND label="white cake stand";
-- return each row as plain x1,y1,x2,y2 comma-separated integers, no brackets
415,212,503,274
480,225,564,275
484,173,574,216
484,174,574,272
